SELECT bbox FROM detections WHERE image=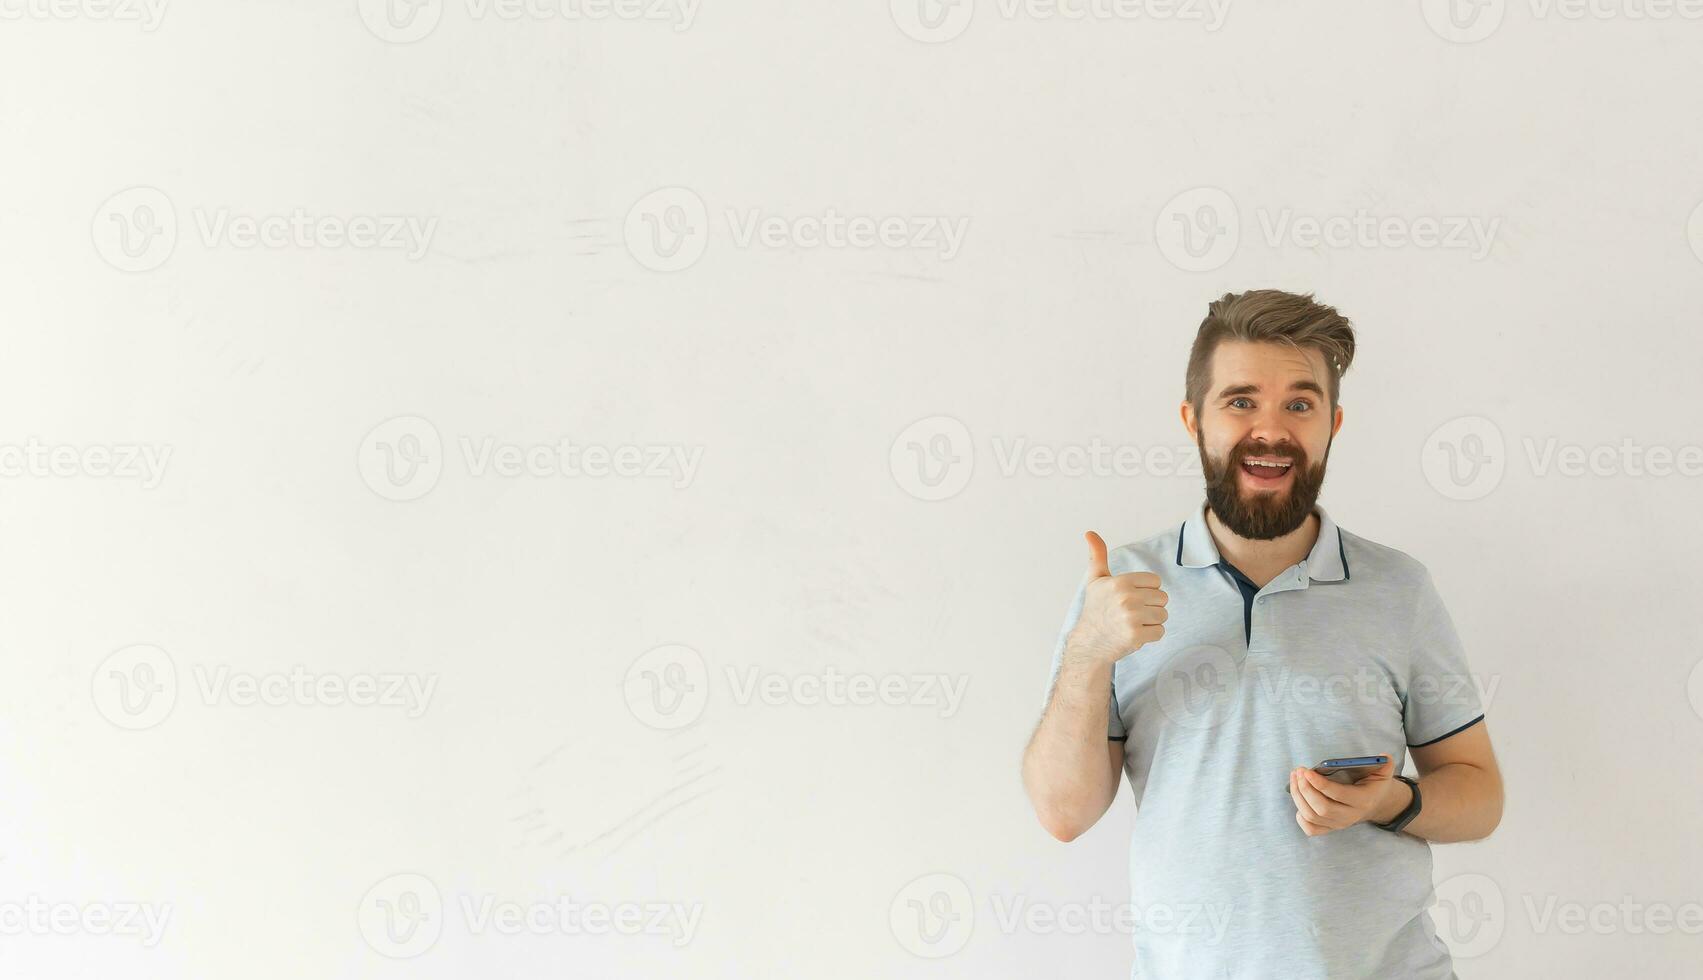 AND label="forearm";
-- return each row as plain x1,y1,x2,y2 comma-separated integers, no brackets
1373,762,1503,843
1023,640,1119,841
